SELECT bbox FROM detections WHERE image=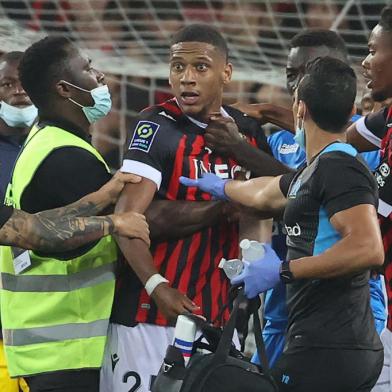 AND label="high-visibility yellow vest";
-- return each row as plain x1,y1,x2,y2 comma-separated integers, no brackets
0,124,117,377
